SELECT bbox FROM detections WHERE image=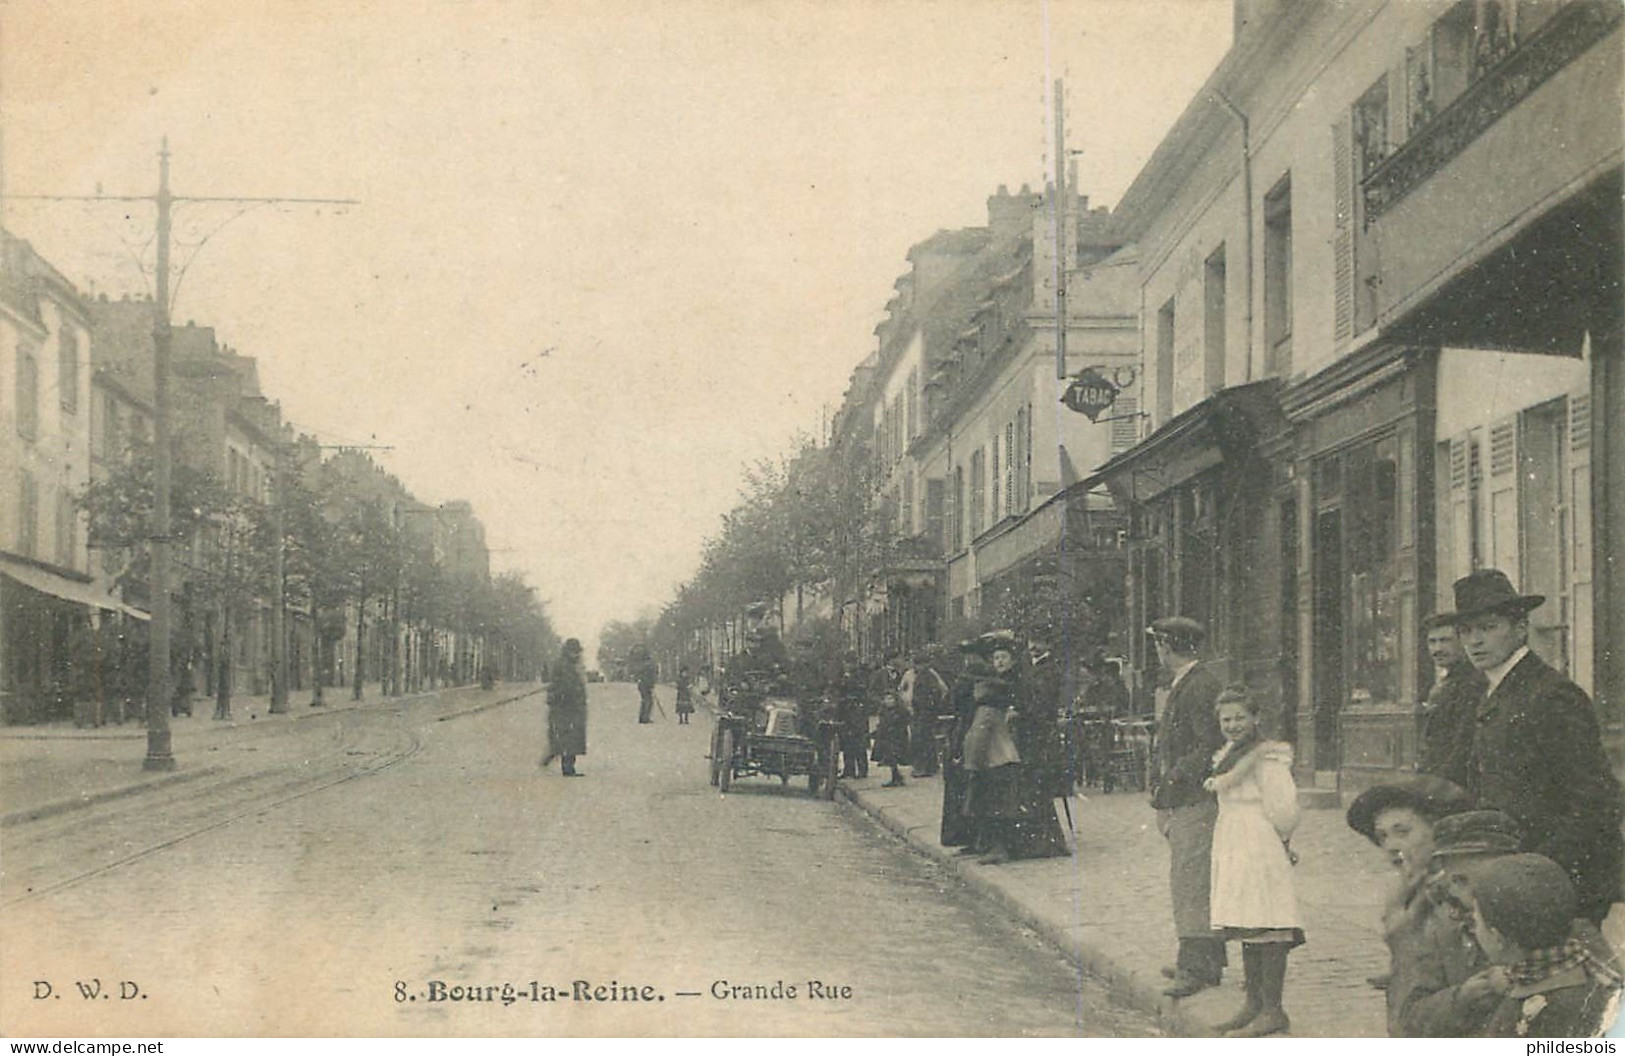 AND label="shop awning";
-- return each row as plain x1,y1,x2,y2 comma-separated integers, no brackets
0,555,150,620
1083,379,1285,504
